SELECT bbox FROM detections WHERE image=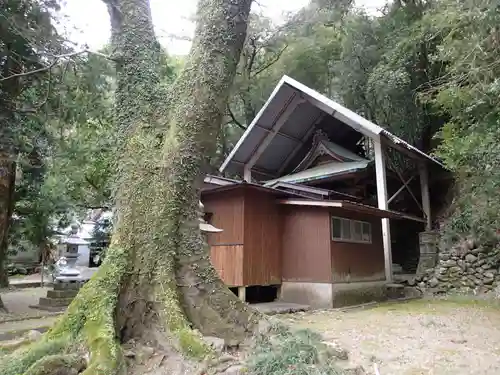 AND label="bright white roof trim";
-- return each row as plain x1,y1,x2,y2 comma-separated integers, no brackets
203,174,239,187
220,75,444,175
